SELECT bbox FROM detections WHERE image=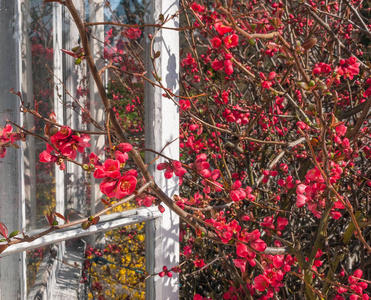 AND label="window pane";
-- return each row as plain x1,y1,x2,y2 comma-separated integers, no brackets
22,0,56,230
83,223,146,299
104,0,145,146
26,246,50,296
